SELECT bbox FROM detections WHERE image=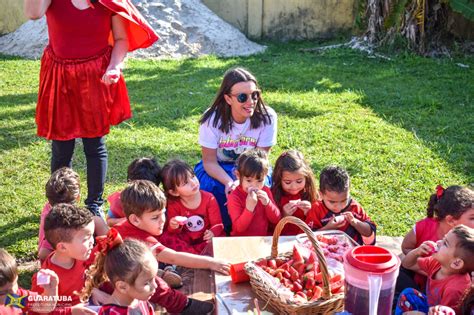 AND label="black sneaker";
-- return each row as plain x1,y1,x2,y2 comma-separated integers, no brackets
180,298,214,315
